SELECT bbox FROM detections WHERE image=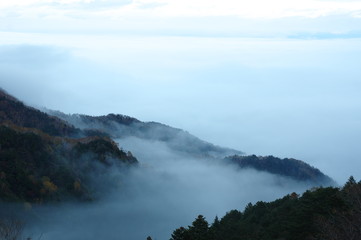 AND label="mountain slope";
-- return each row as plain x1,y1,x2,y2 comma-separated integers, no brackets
1,88,336,191
48,111,243,158
0,126,137,203
226,155,335,185
49,111,335,185
0,124,137,203
169,177,361,240
0,89,80,137
0,89,138,203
